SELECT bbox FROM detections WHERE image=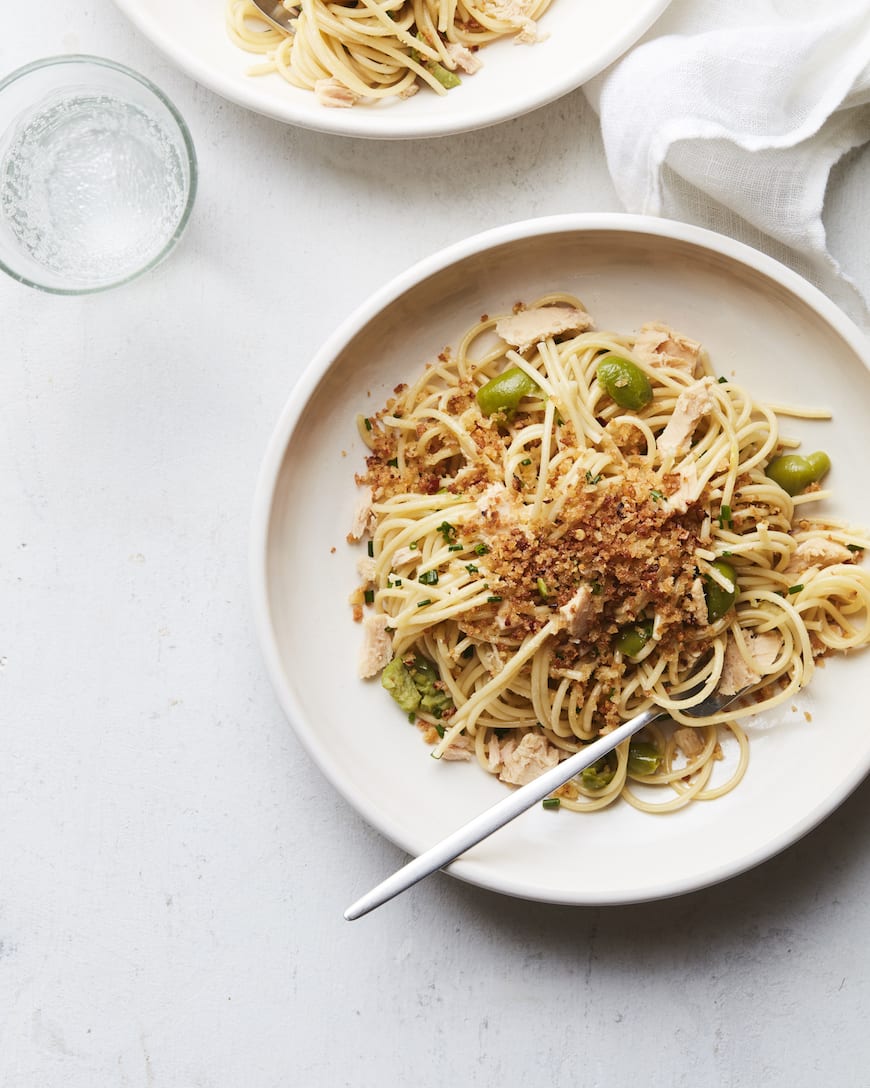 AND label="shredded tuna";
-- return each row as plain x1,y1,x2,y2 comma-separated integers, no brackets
391,545,419,567
688,577,708,625
559,585,595,638
498,733,559,785
634,322,703,378
674,726,706,759
657,377,716,460
485,733,501,773
356,556,376,582
665,459,701,513
785,537,854,575
495,305,592,353
358,614,392,678
477,642,504,675
718,630,782,696
444,42,483,74
441,735,474,761
314,77,359,108
485,0,538,38
349,486,375,541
